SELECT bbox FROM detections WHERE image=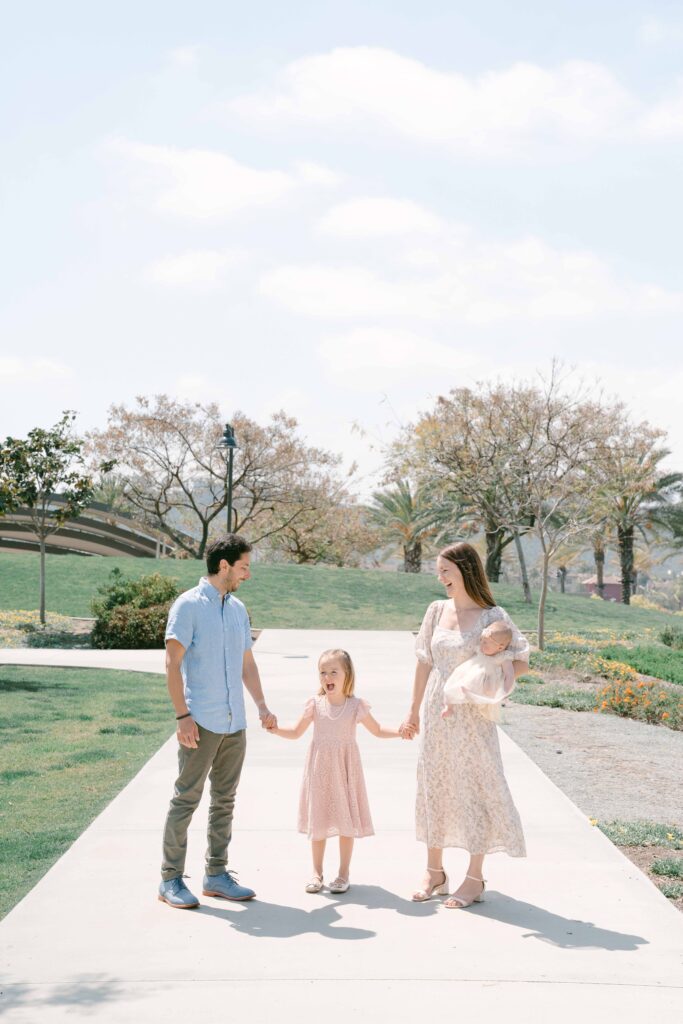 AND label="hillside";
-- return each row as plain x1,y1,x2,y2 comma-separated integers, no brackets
0,552,679,634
